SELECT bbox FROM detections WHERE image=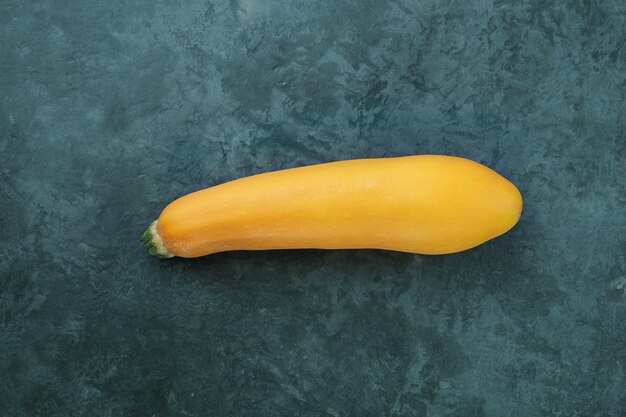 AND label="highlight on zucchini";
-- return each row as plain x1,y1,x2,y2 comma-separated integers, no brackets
141,155,523,258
